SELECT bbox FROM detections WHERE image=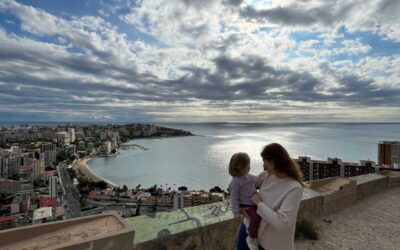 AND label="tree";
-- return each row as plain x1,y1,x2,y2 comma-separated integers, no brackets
56,151,67,163
45,166,54,171
122,185,128,192
95,180,108,189
69,155,77,162
135,198,141,216
178,186,188,192
78,152,86,158
209,186,223,193
67,168,77,179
